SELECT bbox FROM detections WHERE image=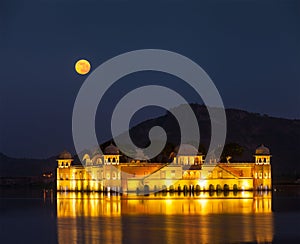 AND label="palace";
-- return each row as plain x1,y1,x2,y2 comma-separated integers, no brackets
57,144,272,192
